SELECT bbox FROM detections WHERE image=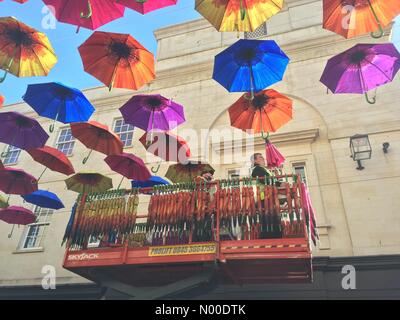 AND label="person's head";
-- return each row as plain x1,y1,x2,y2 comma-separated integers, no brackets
251,153,265,166
201,169,214,181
